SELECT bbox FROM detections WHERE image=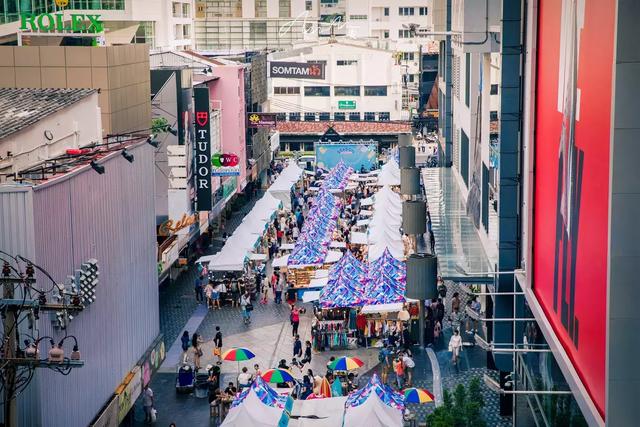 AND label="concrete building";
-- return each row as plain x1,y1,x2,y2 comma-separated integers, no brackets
0,0,195,51
0,88,101,181
268,39,405,123
0,44,151,136
433,0,639,425
193,0,319,53
0,140,159,427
